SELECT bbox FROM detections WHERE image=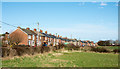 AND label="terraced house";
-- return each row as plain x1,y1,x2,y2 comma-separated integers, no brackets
1,26,96,47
